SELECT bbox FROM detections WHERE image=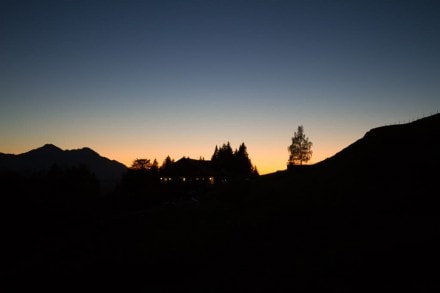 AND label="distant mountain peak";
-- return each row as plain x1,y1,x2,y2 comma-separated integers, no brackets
81,147,94,151
41,143,62,151
73,147,100,156
0,144,127,191
24,144,63,156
